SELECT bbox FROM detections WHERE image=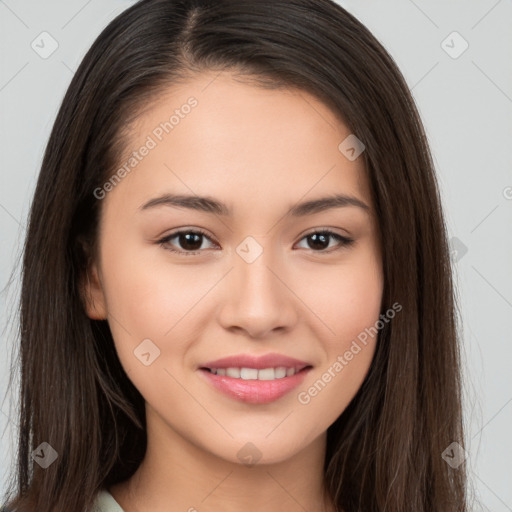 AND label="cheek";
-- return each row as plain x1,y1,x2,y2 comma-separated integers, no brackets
333,263,383,345
295,342,376,442
98,252,204,401
293,251,383,418
96,238,194,374
296,248,383,347
100,238,208,335
295,296,382,436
